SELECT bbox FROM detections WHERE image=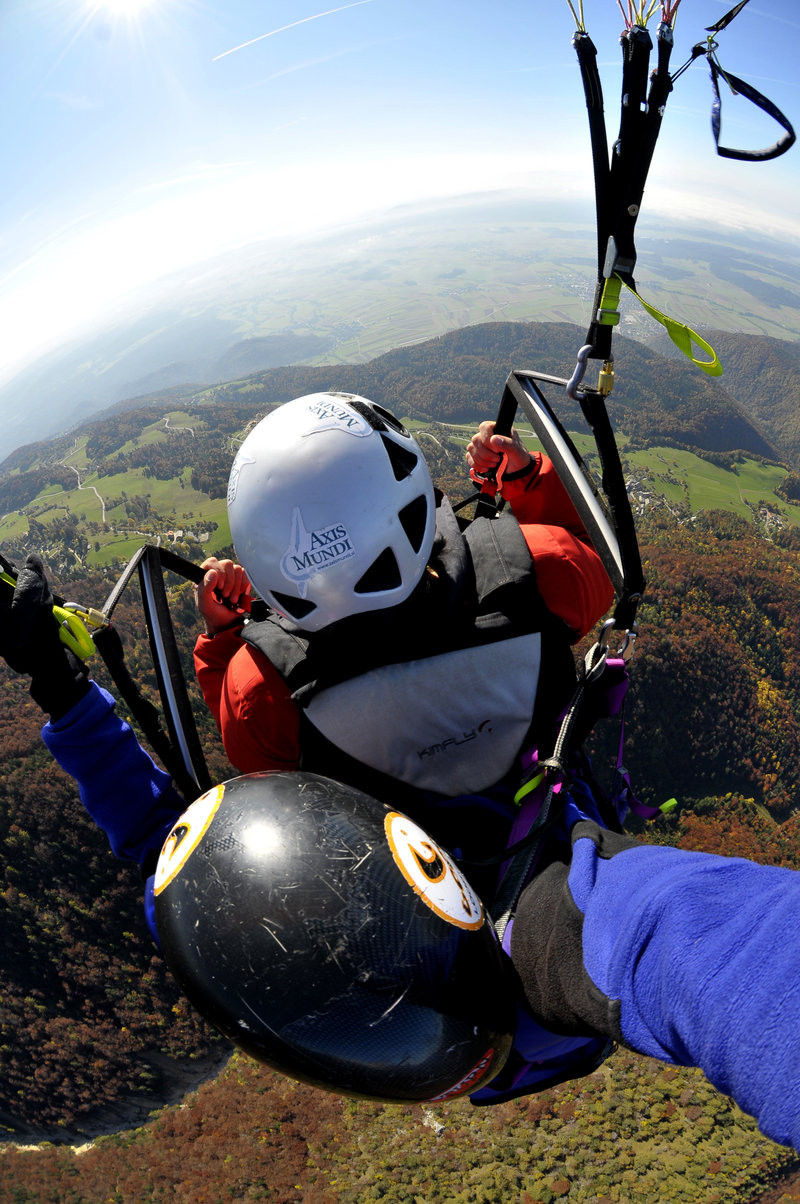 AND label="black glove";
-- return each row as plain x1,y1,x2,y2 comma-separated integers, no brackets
0,554,90,719
509,822,637,1043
